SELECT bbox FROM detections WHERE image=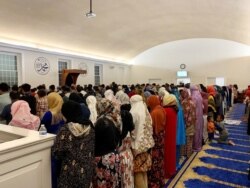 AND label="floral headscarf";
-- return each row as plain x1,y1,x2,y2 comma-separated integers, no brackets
97,98,122,130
